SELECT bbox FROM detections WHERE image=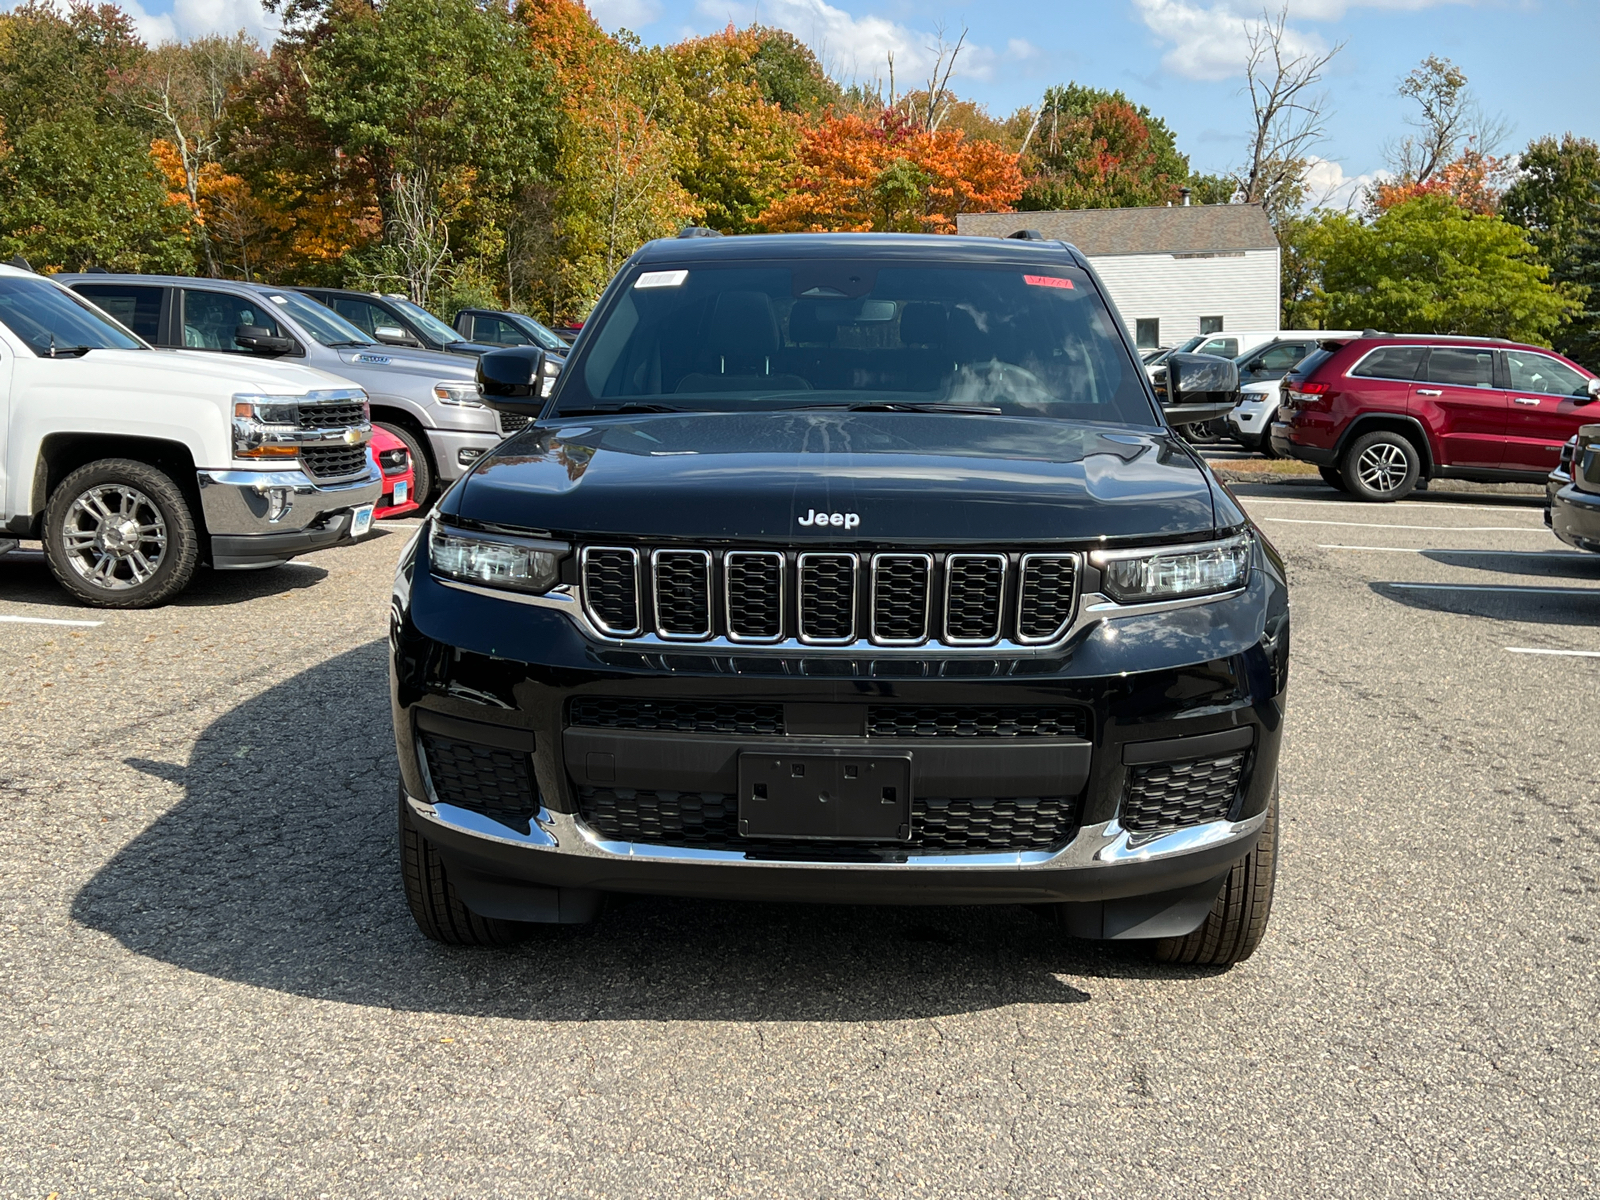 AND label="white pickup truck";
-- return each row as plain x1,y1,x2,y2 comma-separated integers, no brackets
0,264,382,607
